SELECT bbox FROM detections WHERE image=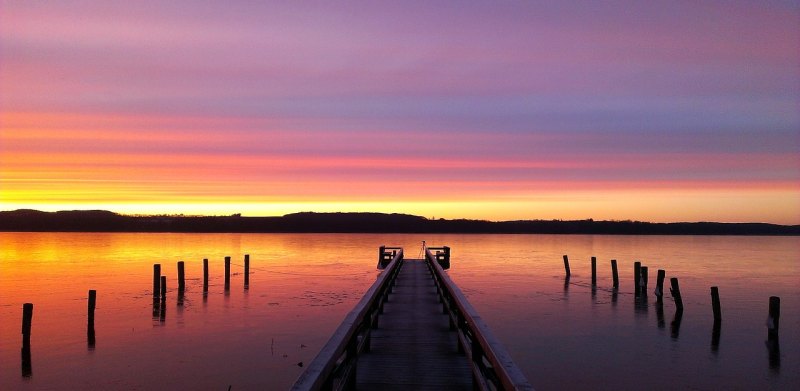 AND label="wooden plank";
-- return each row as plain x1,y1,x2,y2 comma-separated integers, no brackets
356,259,473,390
